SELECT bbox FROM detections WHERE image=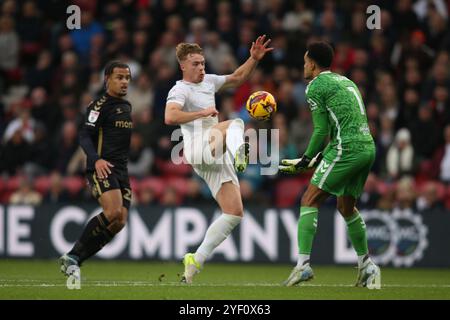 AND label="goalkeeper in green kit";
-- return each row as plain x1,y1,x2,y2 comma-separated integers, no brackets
278,42,381,288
